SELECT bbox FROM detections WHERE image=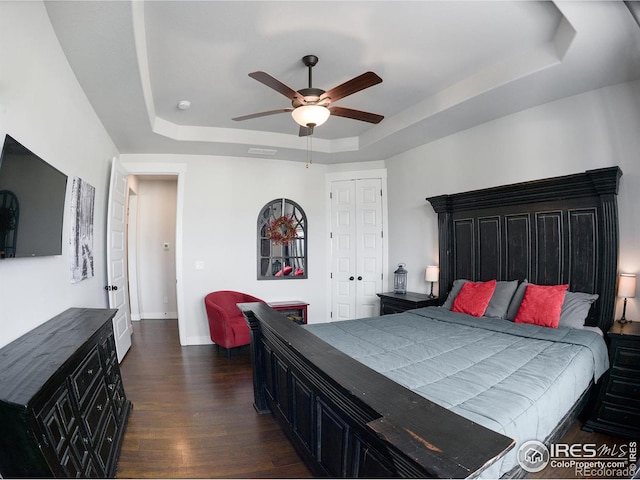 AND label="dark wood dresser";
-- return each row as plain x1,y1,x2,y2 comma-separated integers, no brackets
377,291,440,315
583,320,640,439
0,308,132,477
